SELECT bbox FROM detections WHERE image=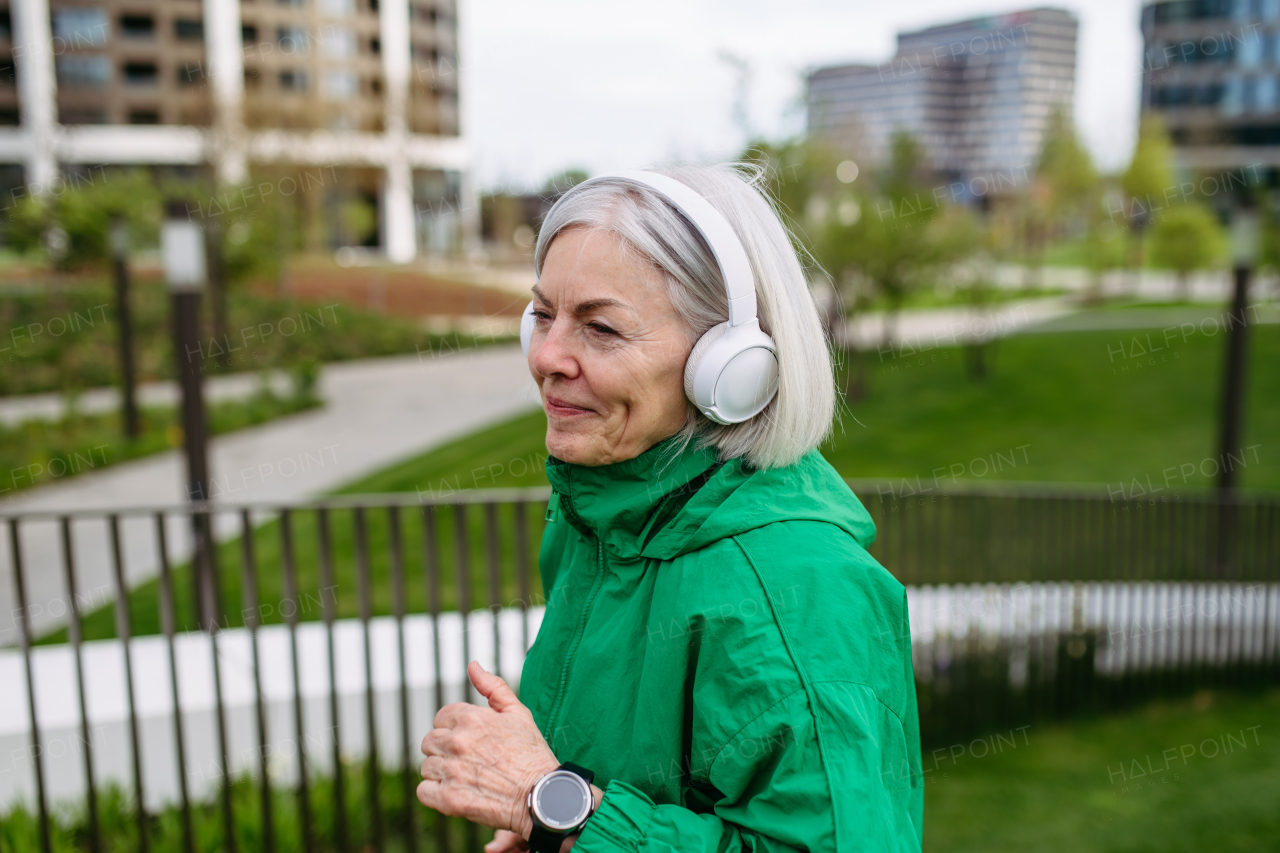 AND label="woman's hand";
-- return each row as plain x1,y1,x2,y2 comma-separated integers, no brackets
485,830,528,853
418,661,560,838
